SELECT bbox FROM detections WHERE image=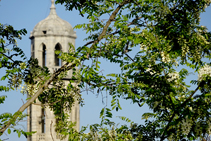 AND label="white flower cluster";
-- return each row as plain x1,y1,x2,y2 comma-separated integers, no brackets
198,64,211,81
178,95,185,101
195,122,202,136
193,46,202,61
108,128,117,137
20,62,27,70
87,130,100,140
130,26,141,32
140,43,147,51
196,32,210,45
161,52,170,63
86,127,132,140
168,134,174,141
146,67,155,75
21,83,38,95
167,72,179,82
181,116,192,135
181,43,189,57
204,0,211,8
